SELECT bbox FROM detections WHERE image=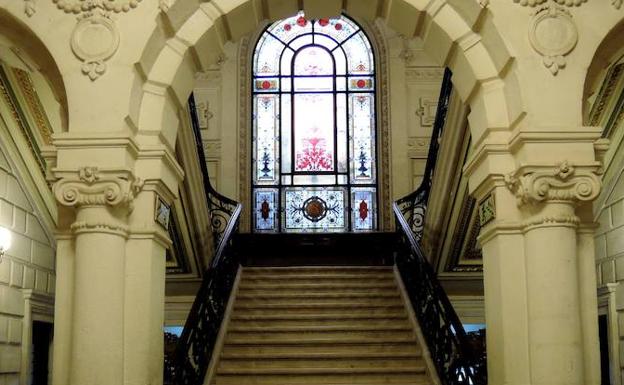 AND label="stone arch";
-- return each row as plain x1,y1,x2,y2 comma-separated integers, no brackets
0,8,68,131
583,18,624,123
133,0,523,155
